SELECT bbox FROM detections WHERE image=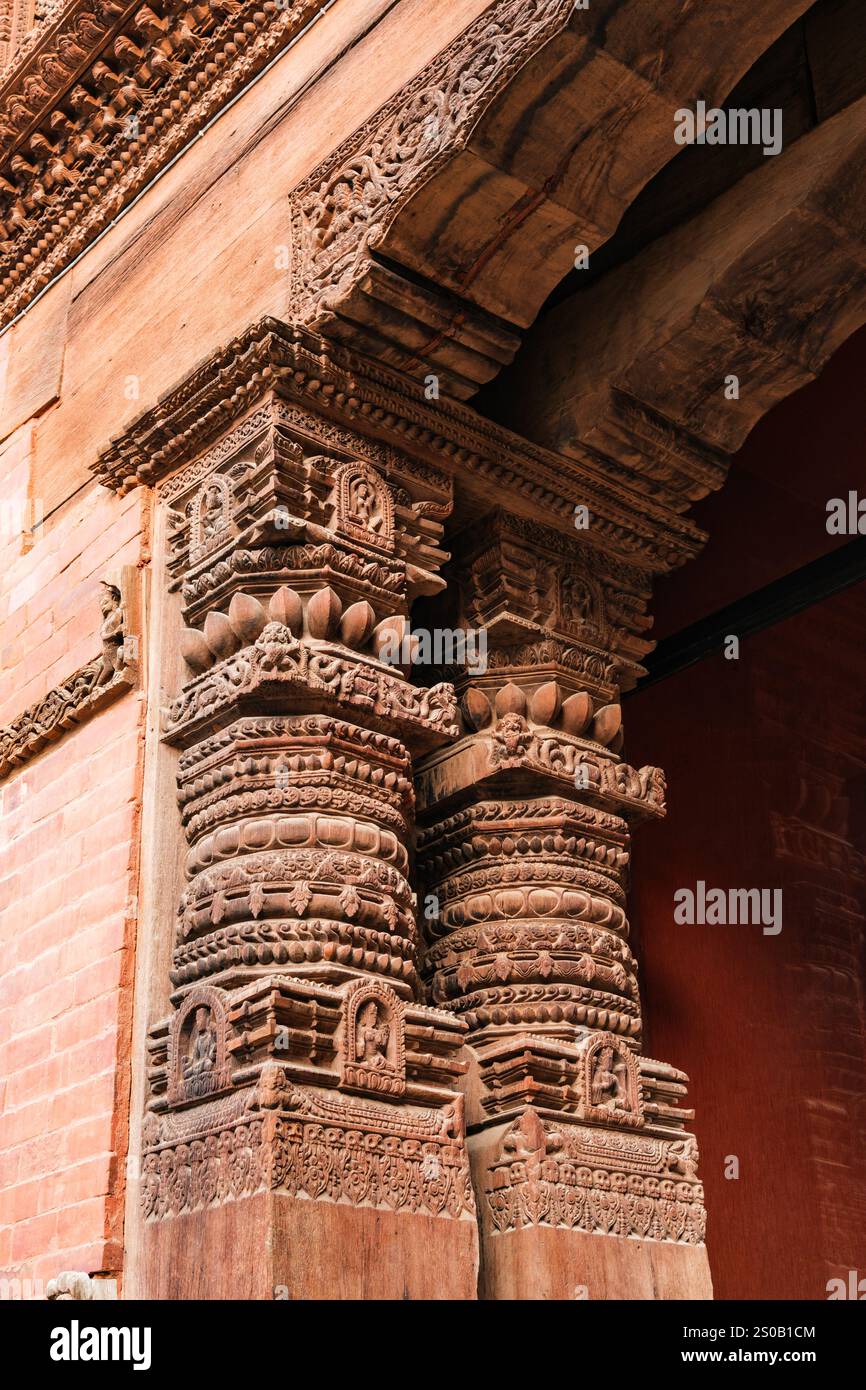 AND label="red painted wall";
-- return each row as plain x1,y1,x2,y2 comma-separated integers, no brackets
628,326,866,1300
